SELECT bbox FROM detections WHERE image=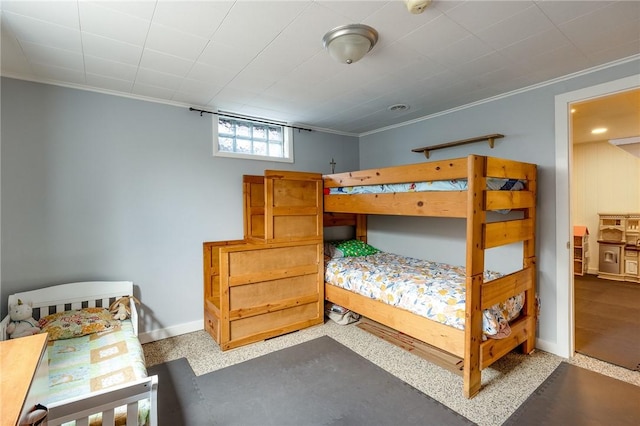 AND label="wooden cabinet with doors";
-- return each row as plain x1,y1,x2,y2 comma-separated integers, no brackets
204,171,324,351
